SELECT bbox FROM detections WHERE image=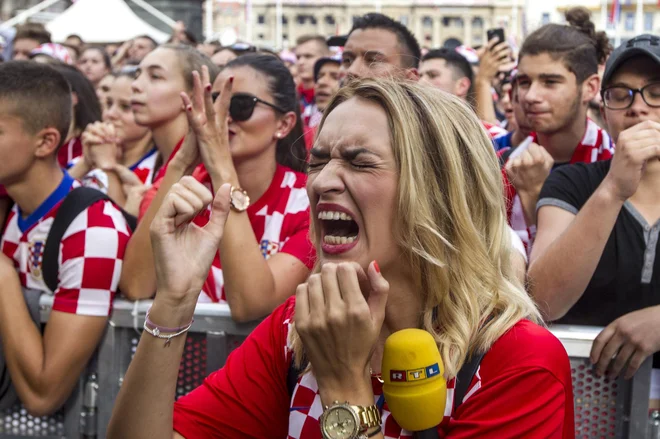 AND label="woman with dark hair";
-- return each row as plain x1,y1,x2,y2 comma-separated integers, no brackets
121,53,313,323
78,46,112,88
49,63,102,169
